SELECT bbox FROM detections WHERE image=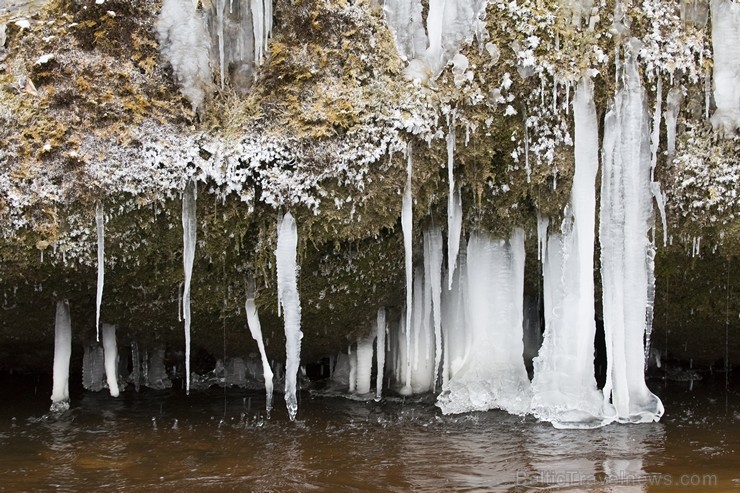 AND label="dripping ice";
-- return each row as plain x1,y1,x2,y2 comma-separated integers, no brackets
276,212,302,420
245,276,274,413
400,145,413,396
95,202,104,342
182,181,197,394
